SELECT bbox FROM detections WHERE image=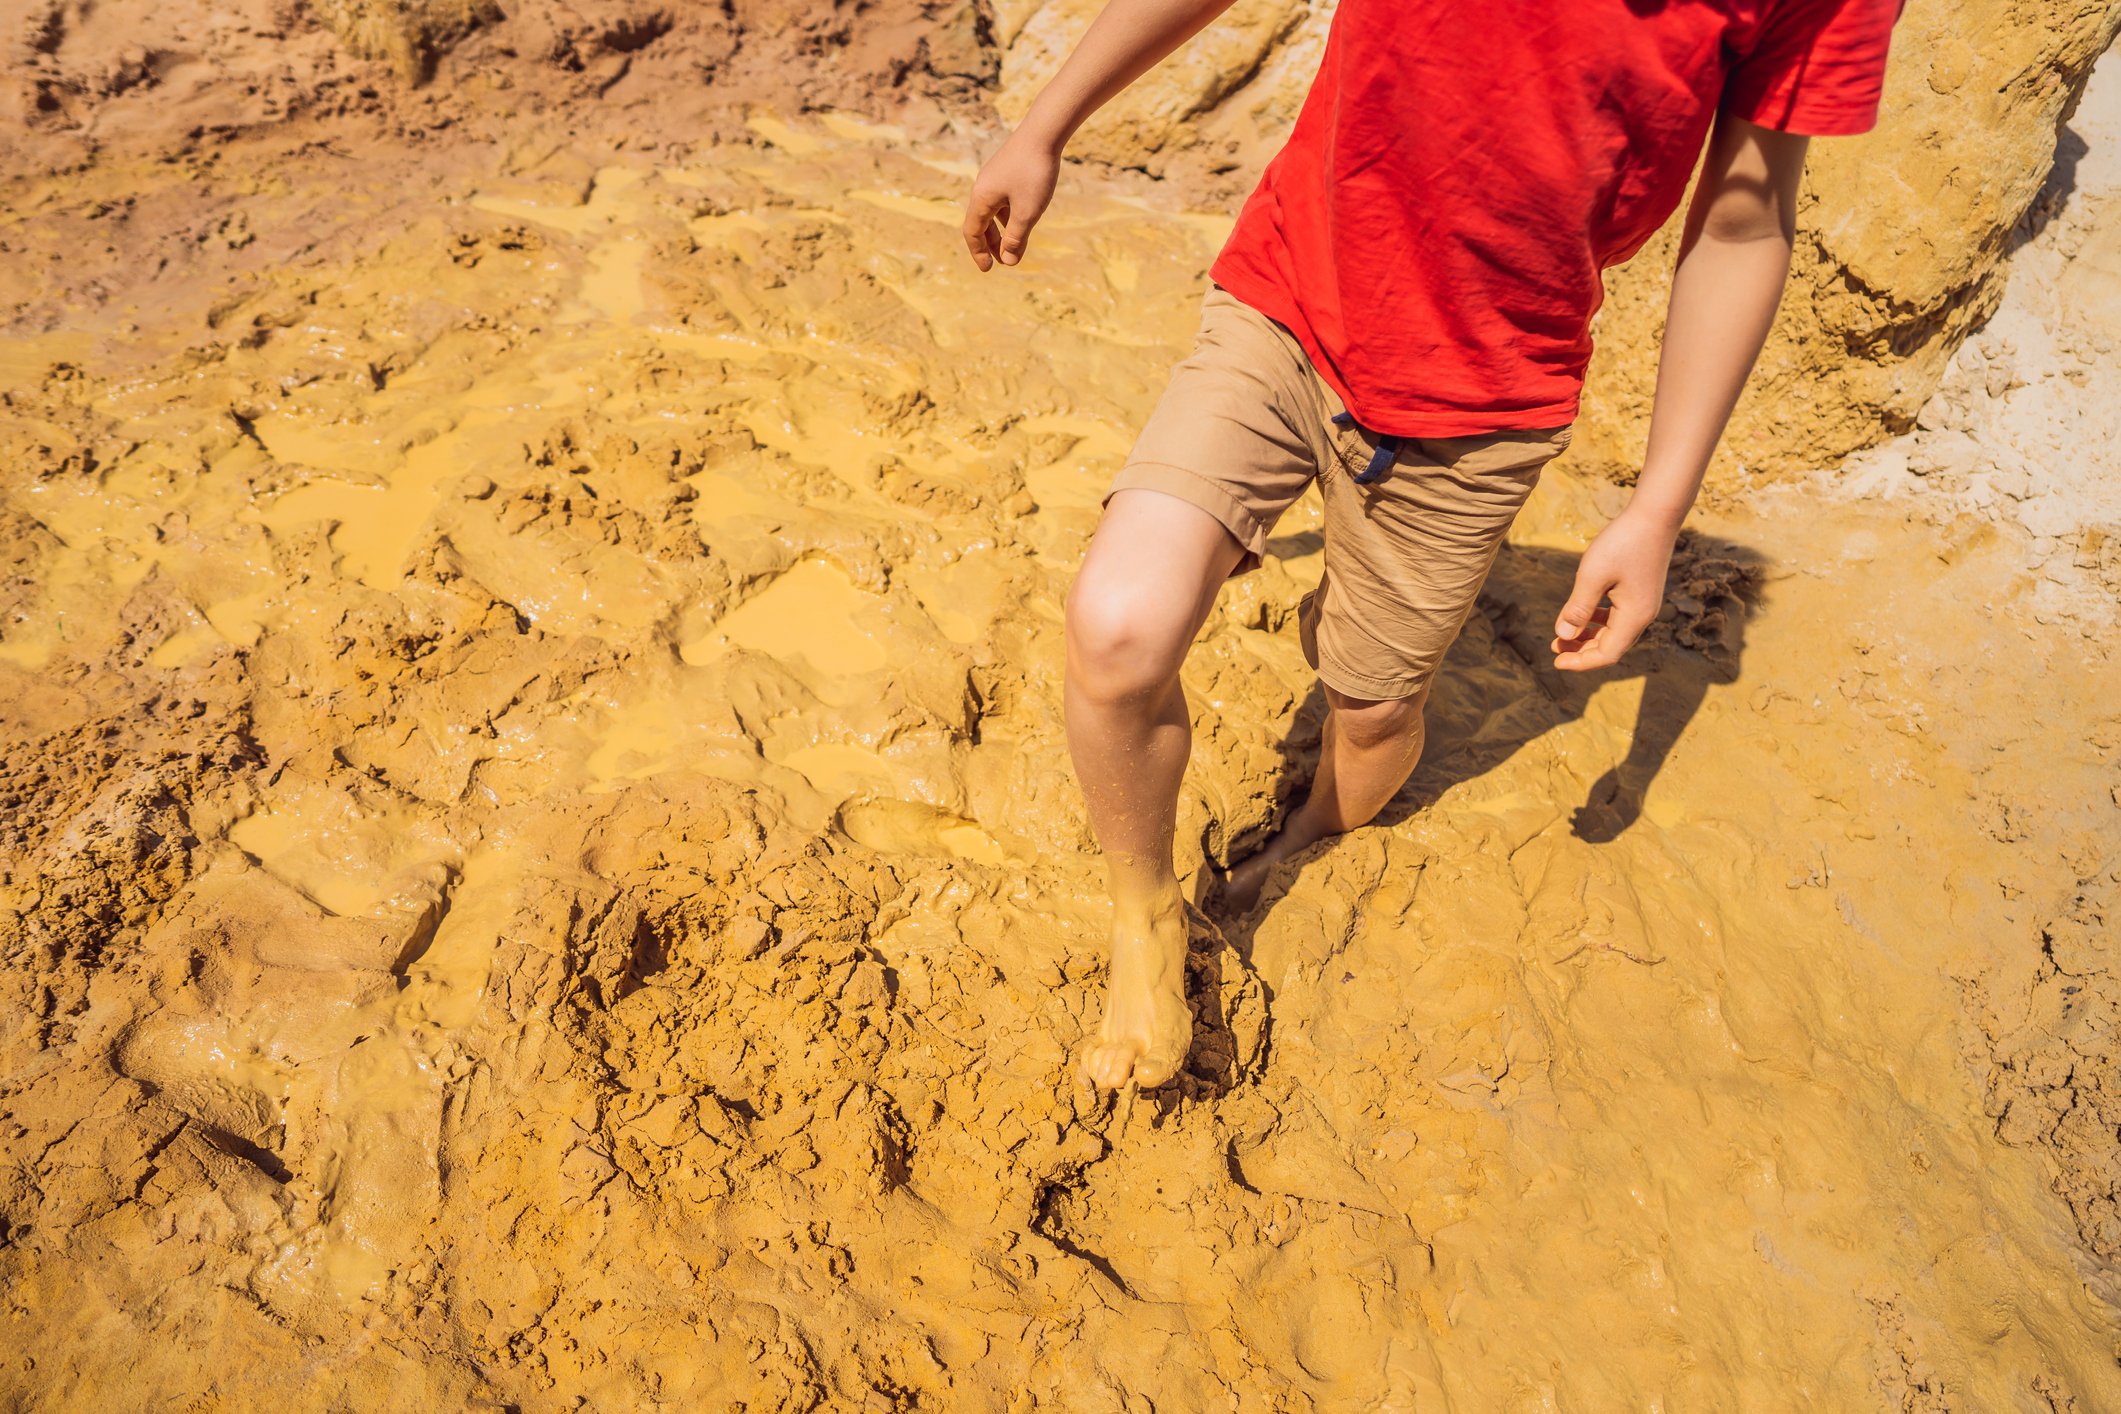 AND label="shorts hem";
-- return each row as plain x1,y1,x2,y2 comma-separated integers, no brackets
1307,654,1436,703
1297,606,1438,701
1106,461,1270,572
